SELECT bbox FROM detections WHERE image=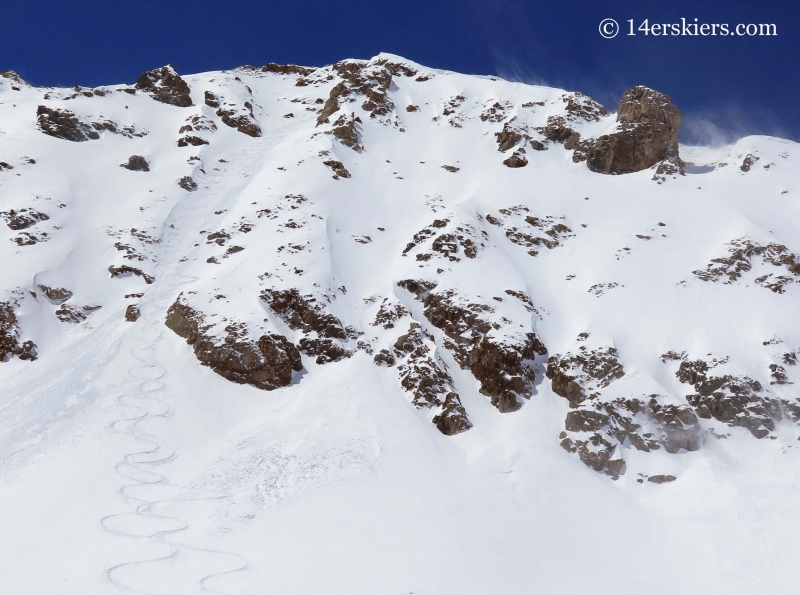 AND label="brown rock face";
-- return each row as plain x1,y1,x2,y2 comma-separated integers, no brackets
165,300,302,390
0,301,37,362
584,86,682,175
120,155,150,171
125,304,140,322
135,66,192,107
469,334,545,413
178,176,197,191
36,106,99,142
1,208,50,230
108,265,154,284
38,285,72,304
502,149,528,168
